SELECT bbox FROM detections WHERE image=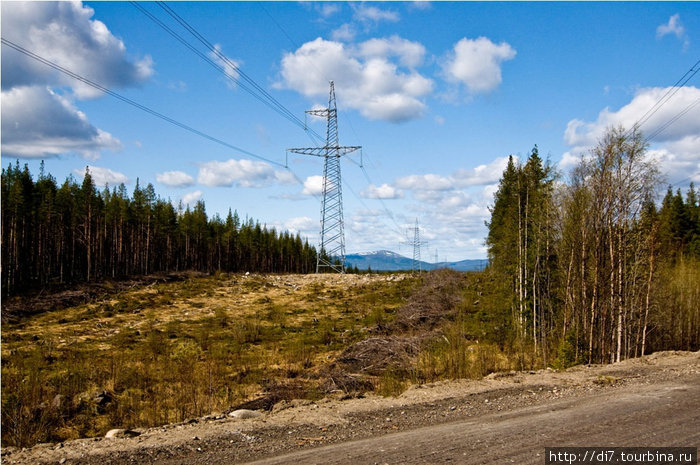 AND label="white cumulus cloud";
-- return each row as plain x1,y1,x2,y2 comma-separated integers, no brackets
156,170,195,188
442,37,516,94
332,24,357,42
284,216,316,235
564,86,700,148
197,159,294,188
1,1,153,97
352,4,400,23
1,1,152,159
208,44,241,89
1,86,121,159
395,173,453,191
361,183,404,199
408,1,432,11
276,37,433,123
452,157,511,187
345,161,502,258
74,165,129,188
561,86,700,184
657,14,685,40
357,36,426,68
181,190,203,207
302,175,325,196
656,14,689,50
